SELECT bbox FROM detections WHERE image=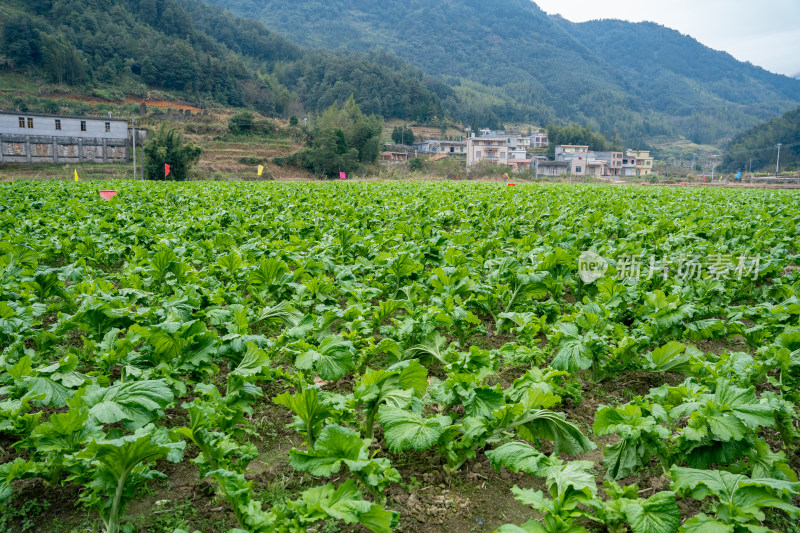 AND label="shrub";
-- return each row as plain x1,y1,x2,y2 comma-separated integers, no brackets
143,124,202,181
